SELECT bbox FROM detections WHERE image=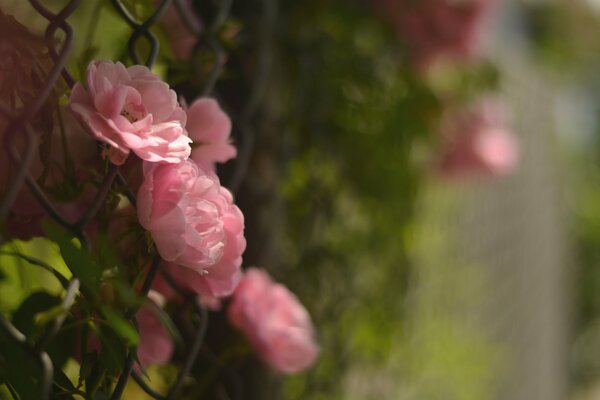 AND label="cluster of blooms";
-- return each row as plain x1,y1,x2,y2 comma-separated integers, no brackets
369,1,519,178
437,98,519,178
372,0,498,69
67,60,318,373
